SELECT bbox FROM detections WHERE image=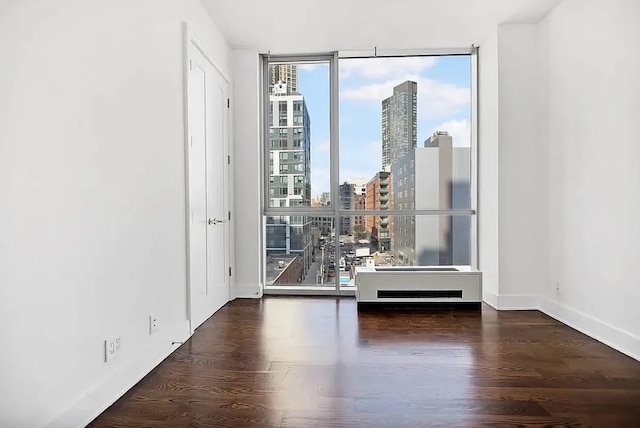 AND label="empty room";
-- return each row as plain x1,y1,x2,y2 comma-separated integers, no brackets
1,0,639,427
